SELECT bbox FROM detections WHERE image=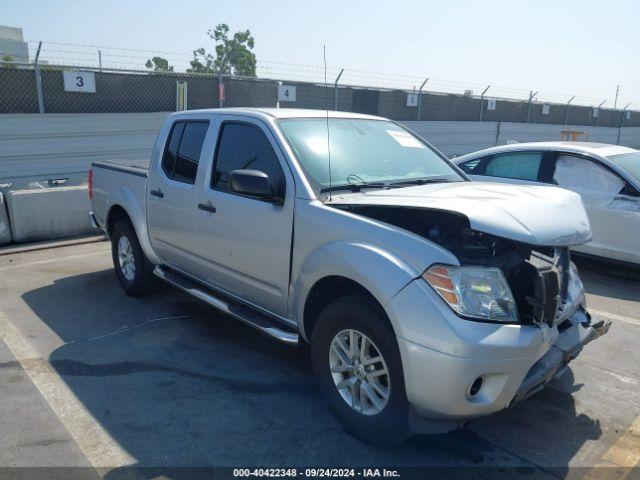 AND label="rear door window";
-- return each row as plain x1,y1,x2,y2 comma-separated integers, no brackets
552,154,626,207
484,152,543,181
161,120,209,184
162,122,185,177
